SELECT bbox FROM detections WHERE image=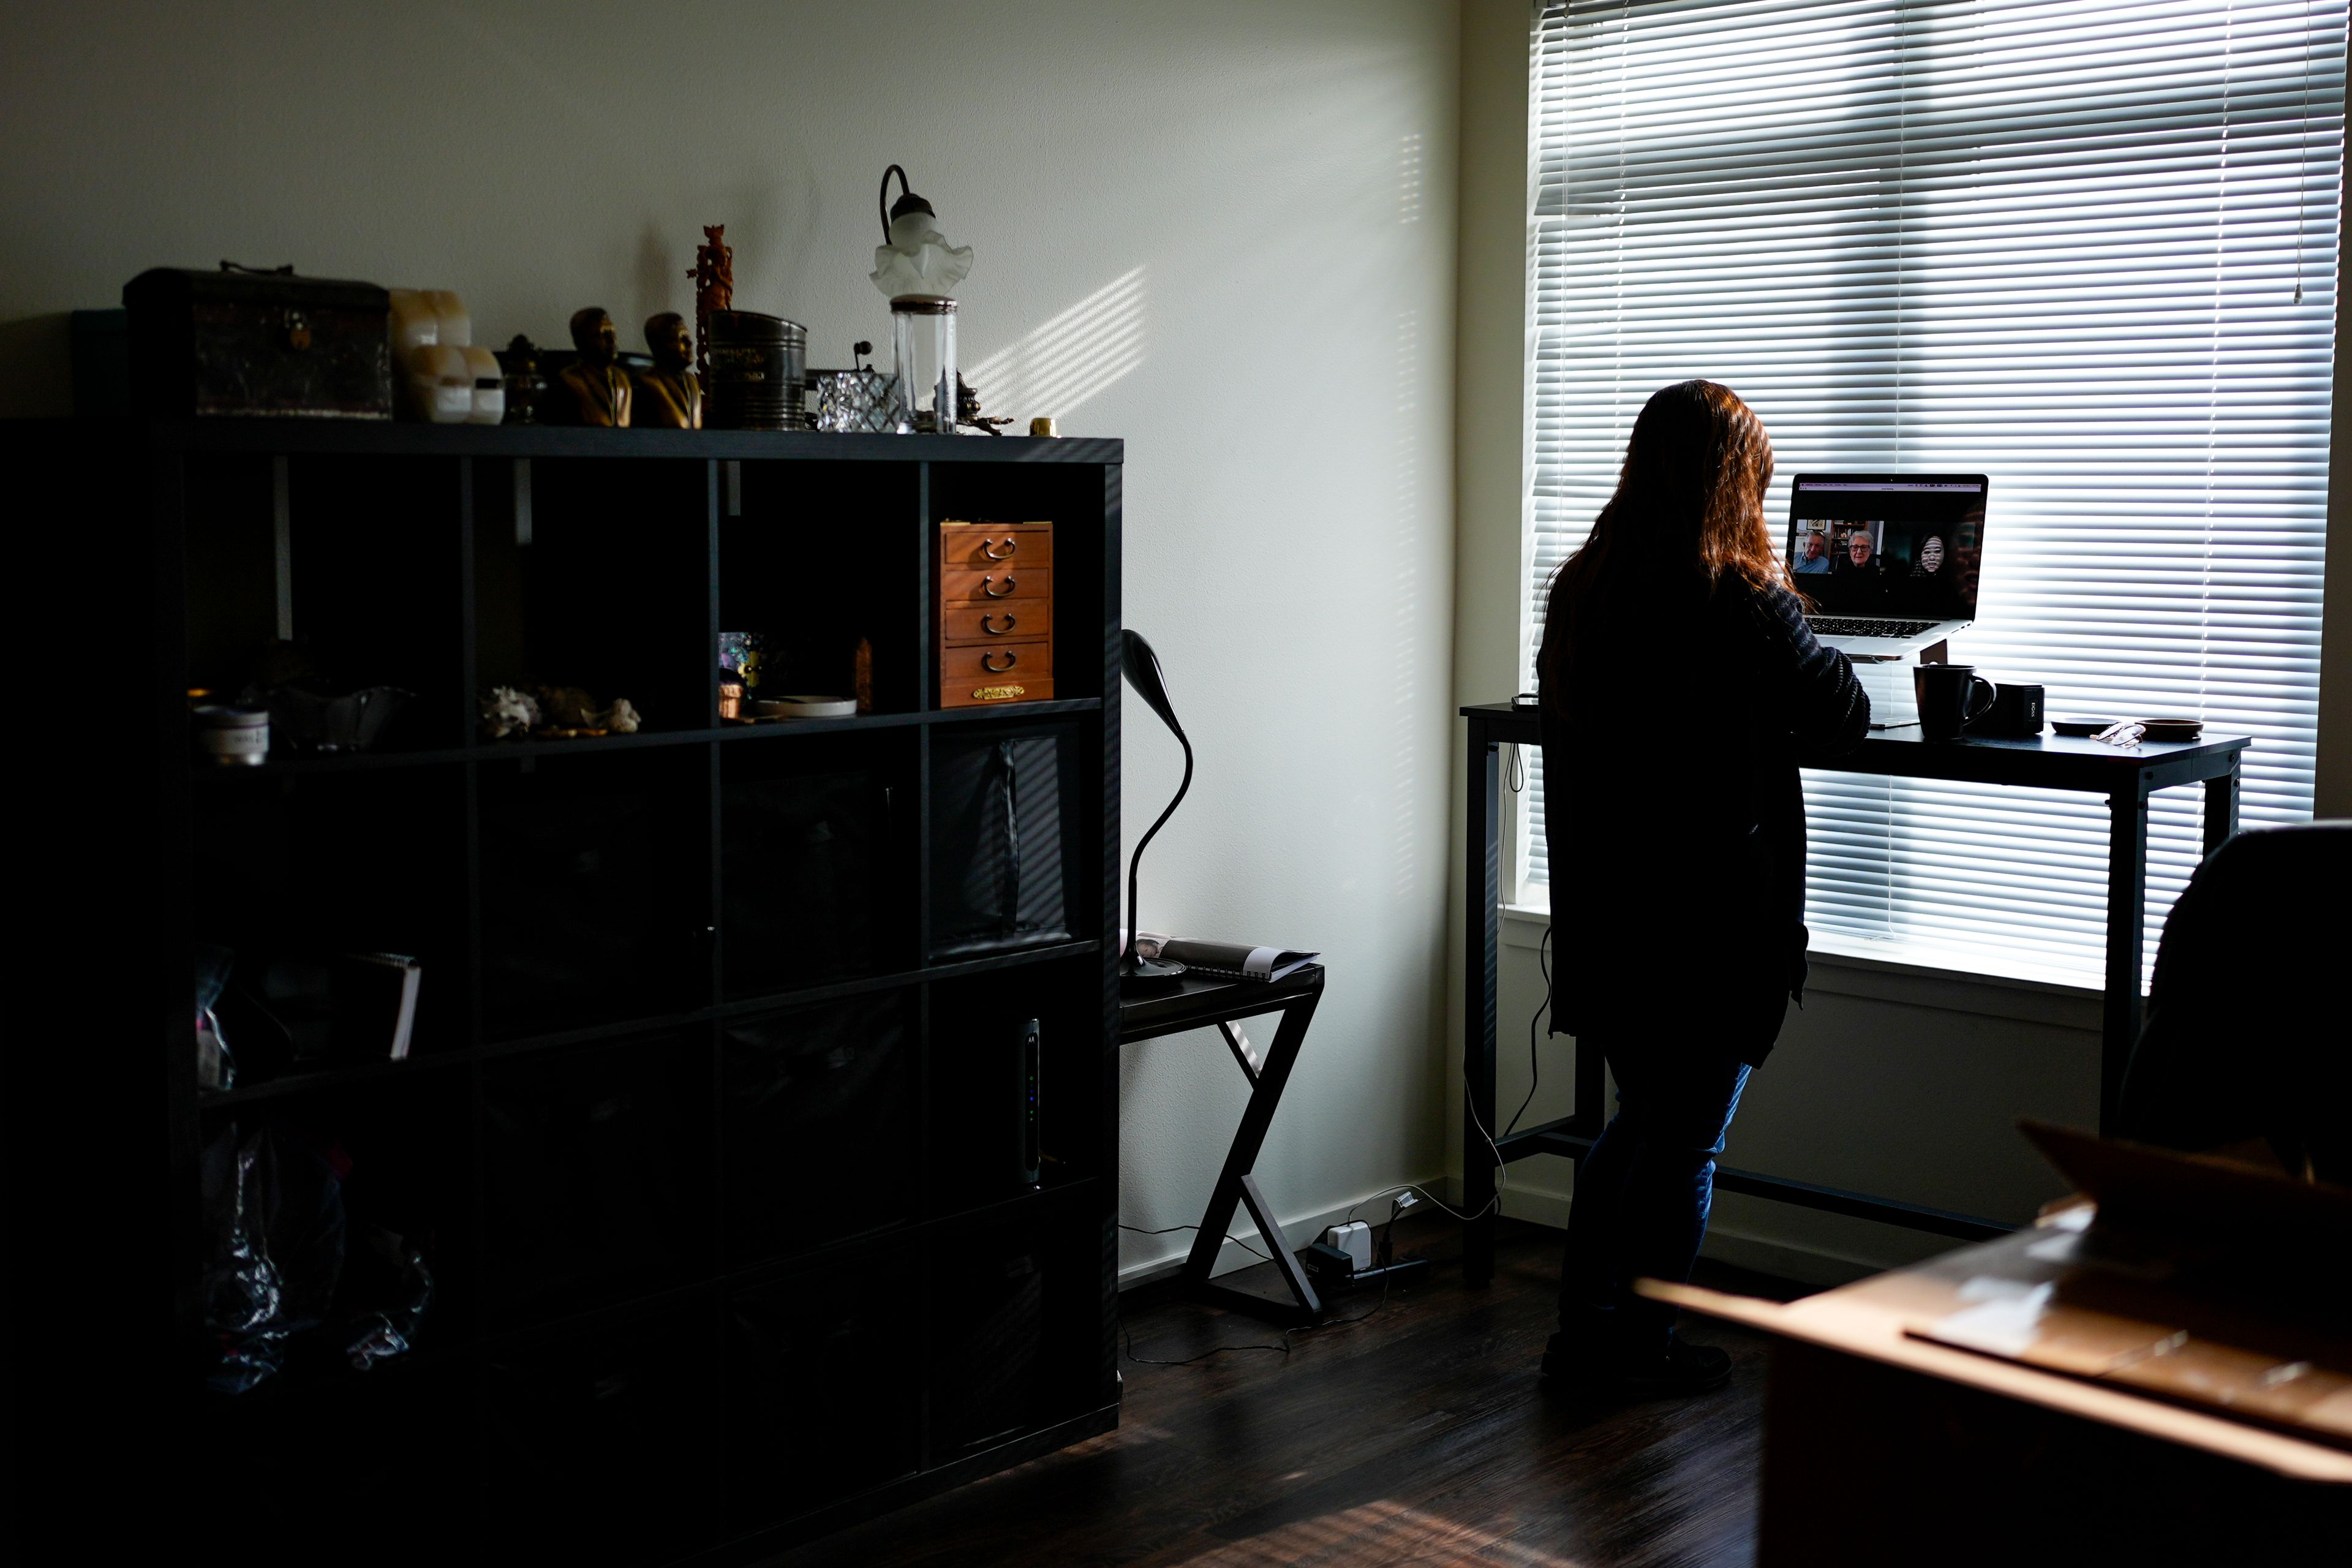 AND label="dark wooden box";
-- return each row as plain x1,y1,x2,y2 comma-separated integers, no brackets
124,265,393,418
